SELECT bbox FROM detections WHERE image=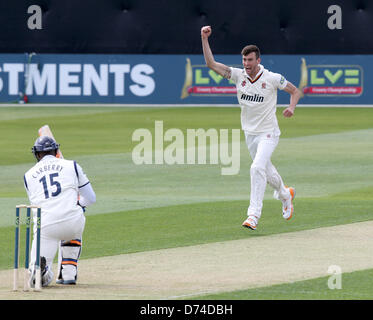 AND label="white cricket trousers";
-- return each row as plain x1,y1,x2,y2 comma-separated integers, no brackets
244,130,289,221
29,213,85,281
